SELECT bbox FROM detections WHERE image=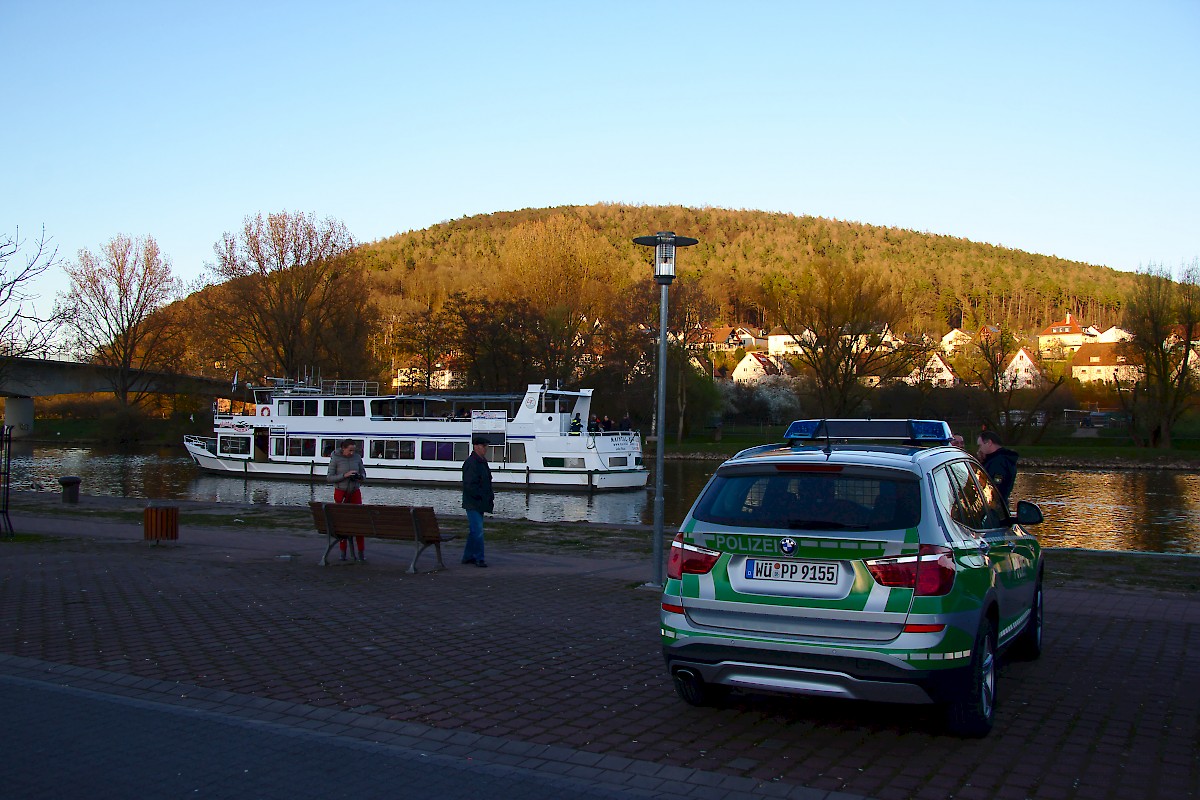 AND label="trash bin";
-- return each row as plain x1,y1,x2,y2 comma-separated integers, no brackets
143,505,179,543
58,476,81,504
